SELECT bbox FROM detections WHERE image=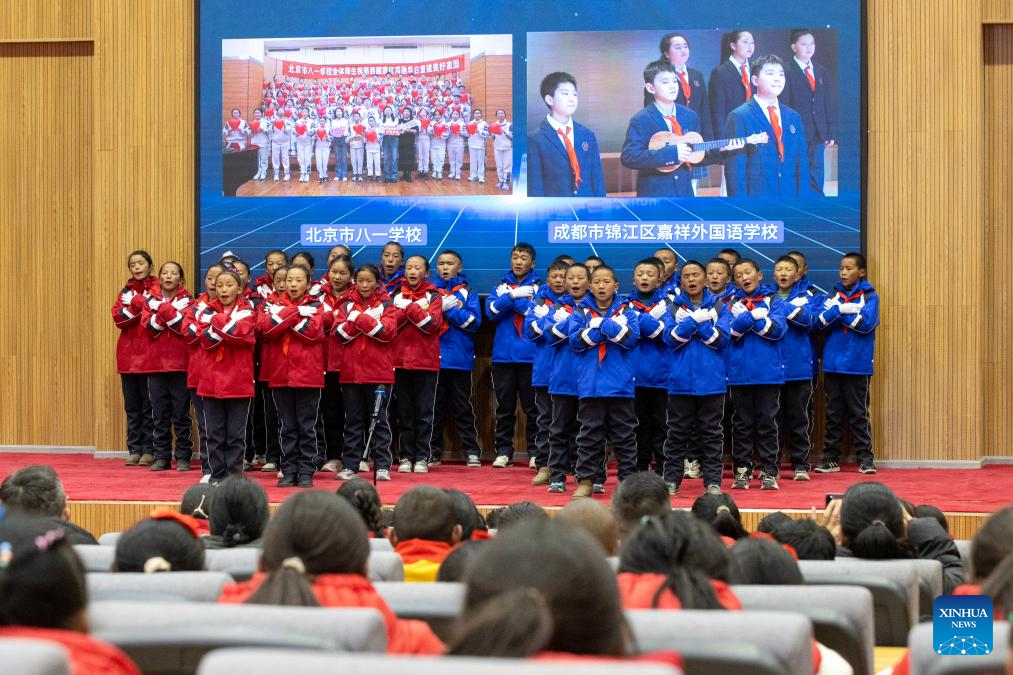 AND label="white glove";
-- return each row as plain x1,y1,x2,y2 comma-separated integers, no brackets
120,290,135,305
147,296,163,310
268,302,283,317
708,308,719,323
415,297,430,310
347,310,361,322
199,312,214,324
613,314,628,326
297,305,316,317
823,297,839,310
750,307,769,321
231,309,253,321
495,283,510,296
553,307,569,323
533,304,550,318
691,308,712,324
839,303,860,315
789,296,809,308
589,317,604,329
393,295,410,309
366,305,384,319
730,302,746,317
649,302,667,319
441,294,458,311
509,285,535,299
675,306,690,322
171,297,189,311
